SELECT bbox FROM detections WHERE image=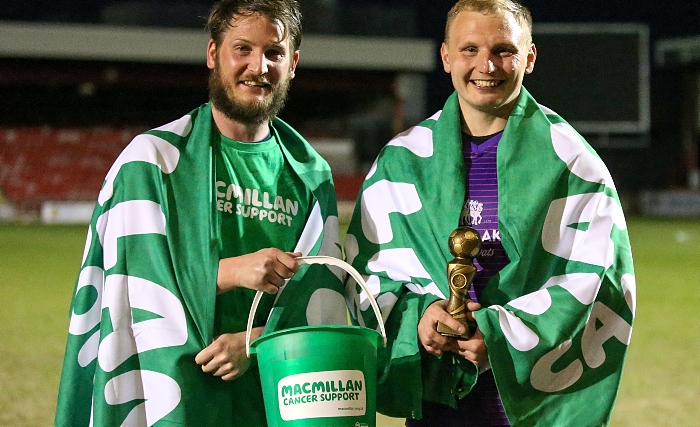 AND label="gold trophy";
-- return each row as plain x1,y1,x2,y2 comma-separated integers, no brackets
436,226,482,339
